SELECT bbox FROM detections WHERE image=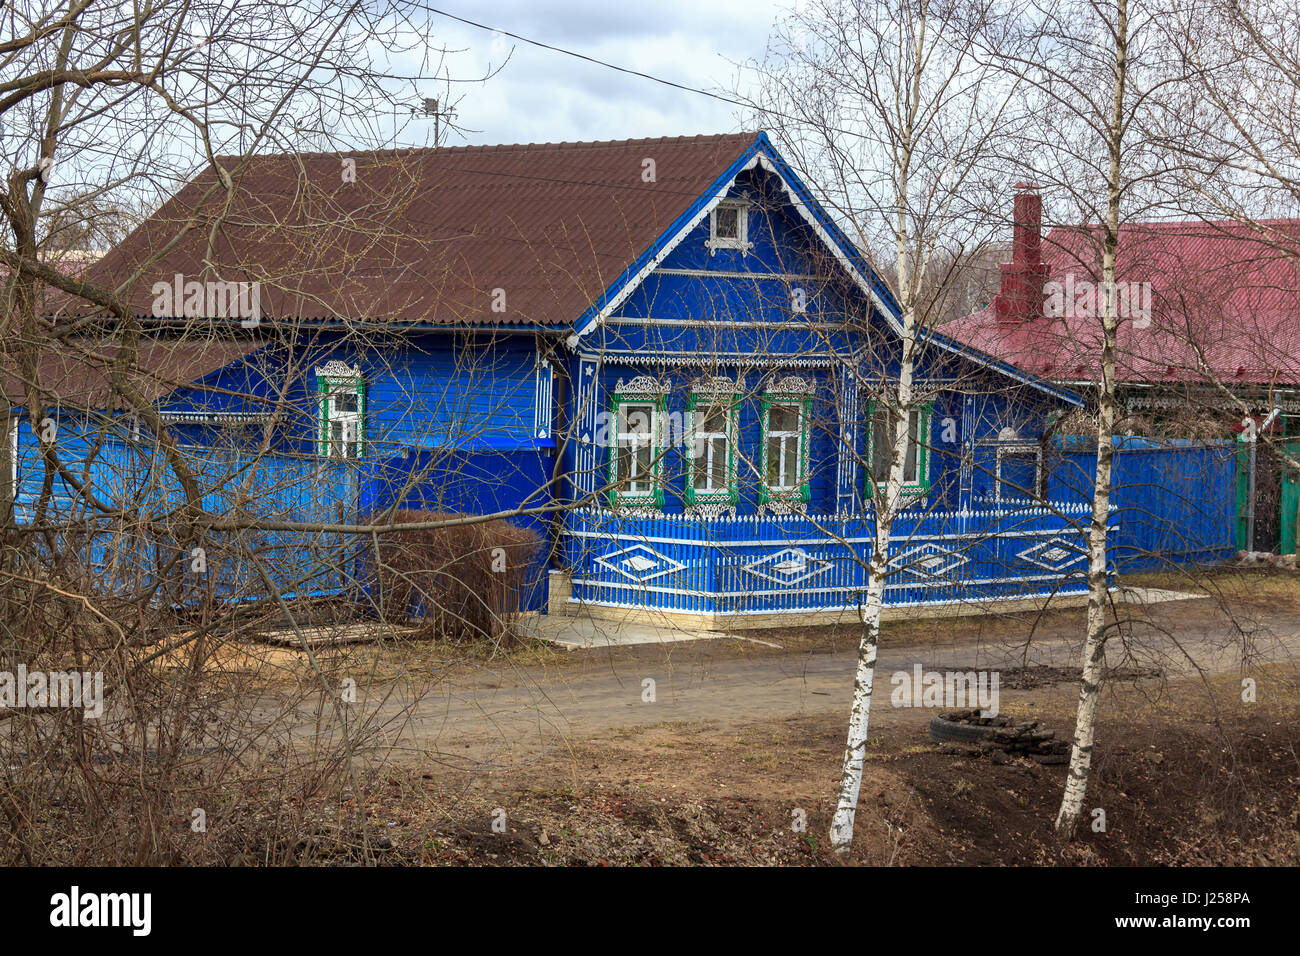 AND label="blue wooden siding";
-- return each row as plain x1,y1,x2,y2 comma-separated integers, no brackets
161,331,541,459
14,412,142,519
12,412,358,604
362,337,536,453
1047,437,1237,570
361,445,553,612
